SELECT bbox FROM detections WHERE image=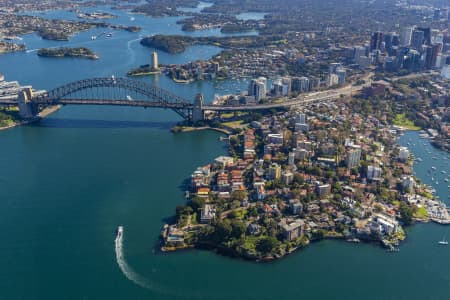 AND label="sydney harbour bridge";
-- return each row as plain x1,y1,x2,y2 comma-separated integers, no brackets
0,77,338,122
